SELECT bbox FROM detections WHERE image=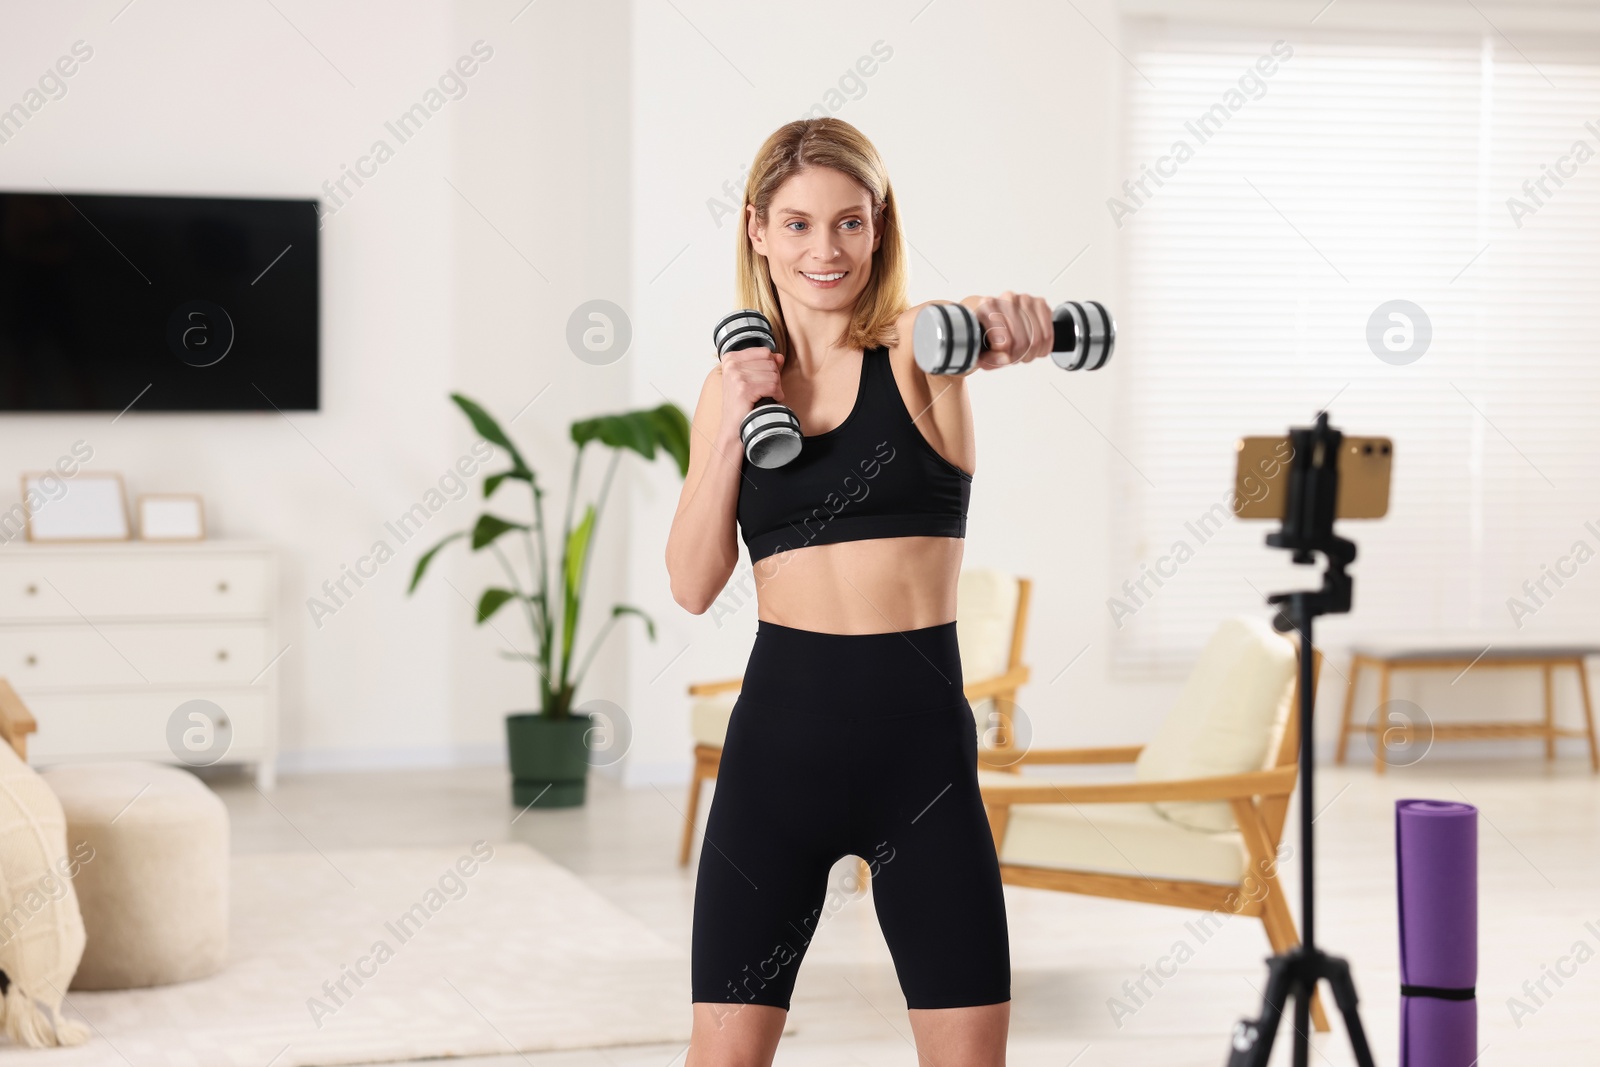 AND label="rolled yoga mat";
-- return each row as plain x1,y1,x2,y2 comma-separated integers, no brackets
1395,799,1478,1067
